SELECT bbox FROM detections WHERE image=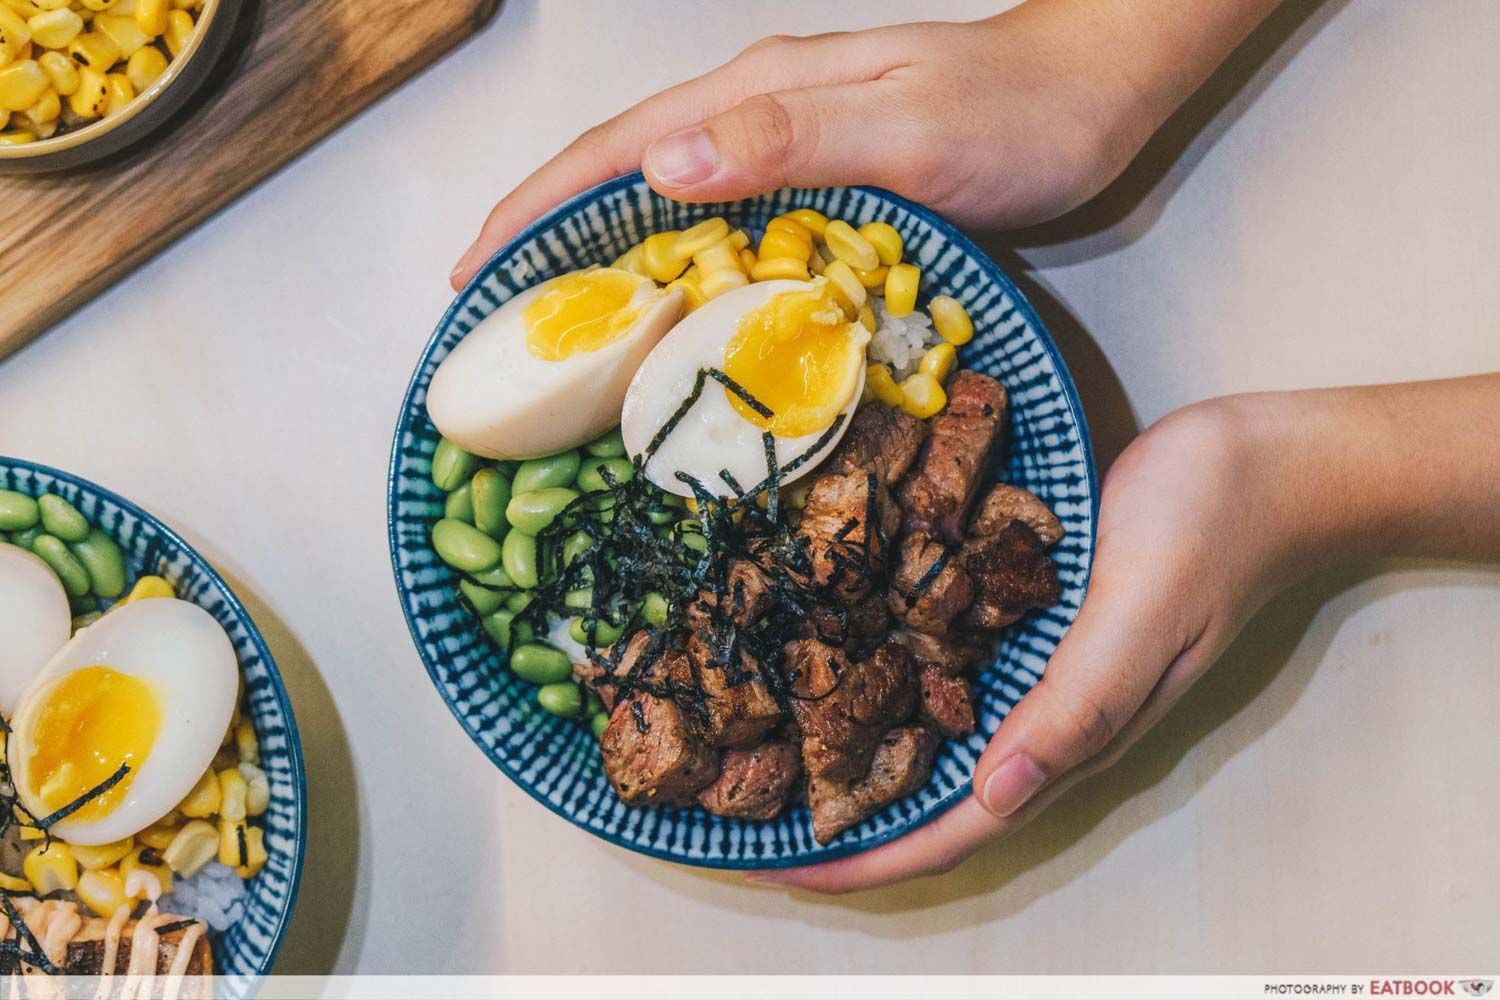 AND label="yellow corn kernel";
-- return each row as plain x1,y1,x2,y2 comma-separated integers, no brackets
124,42,164,91
899,371,947,419
94,11,149,57
699,267,747,300
77,869,127,918
0,35,14,70
177,767,220,818
70,837,133,870
927,294,973,346
171,0,200,8
749,256,810,282
664,275,706,314
737,247,756,273
0,58,44,111
756,227,810,262
884,262,920,318
785,207,828,237
80,0,121,11
31,115,52,137
234,717,259,764
919,342,957,383
0,1,43,20
0,872,29,893
857,221,904,266
20,84,56,126
670,217,728,259
641,230,690,283
67,64,105,116
0,127,36,146
852,263,888,289
26,6,79,48
23,843,77,894
609,243,649,277
0,5,30,50
103,70,132,114
119,844,172,898
823,219,880,271
865,363,903,407
122,574,175,603
163,819,218,877
726,228,749,251
683,496,698,515
766,215,812,245
691,237,742,277
67,30,119,70
136,816,180,851
134,0,167,35
164,8,191,55
218,767,248,821
807,243,827,275
37,49,76,94
821,259,866,317
31,0,66,9
234,825,267,879
217,817,249,867
857,302,876,333
16,808,43,837
239,762,270,816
